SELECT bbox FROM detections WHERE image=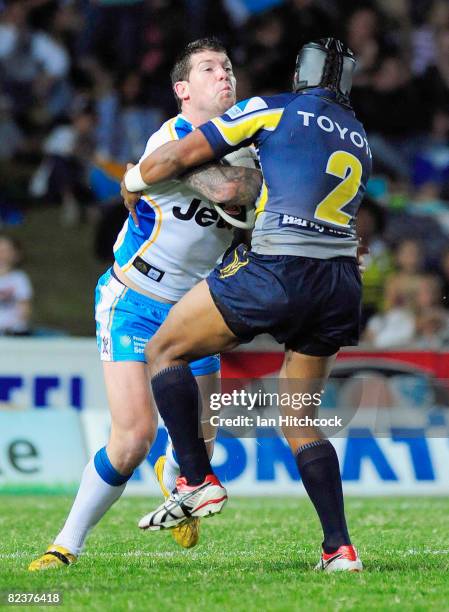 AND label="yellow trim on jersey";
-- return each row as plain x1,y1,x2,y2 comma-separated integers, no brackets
255,181,268,216
116,117,177,256
211,109,283,146
113,218,129,252
167,118,177,141
121,196,163,272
